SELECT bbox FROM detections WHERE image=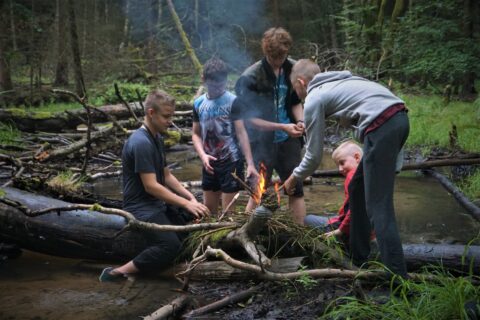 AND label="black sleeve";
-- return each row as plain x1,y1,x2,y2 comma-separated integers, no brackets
234,76,260,120
230,98,245,121
290,89,301,106
192,104,199,122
